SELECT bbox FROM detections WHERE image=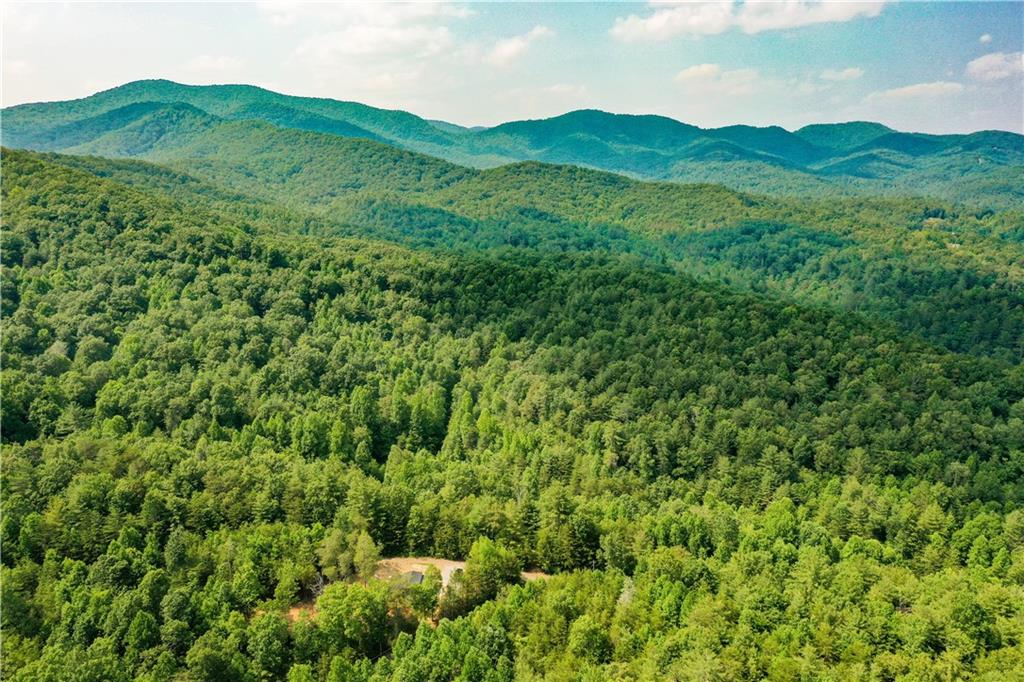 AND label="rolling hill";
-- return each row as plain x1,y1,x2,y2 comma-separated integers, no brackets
3,145,1024,682
12,109,1024,362
4,79,1022,206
